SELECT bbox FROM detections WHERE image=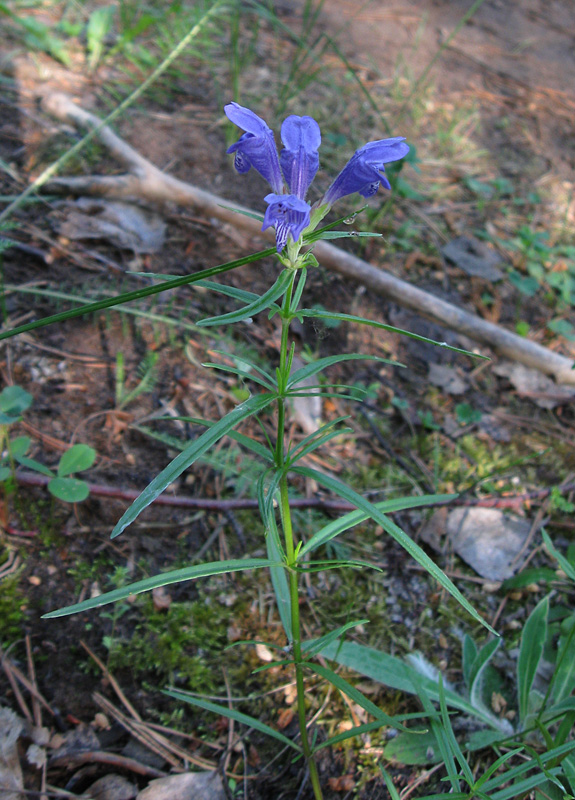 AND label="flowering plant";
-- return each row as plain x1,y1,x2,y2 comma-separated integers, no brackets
44,103,489,799
224,101,410,259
